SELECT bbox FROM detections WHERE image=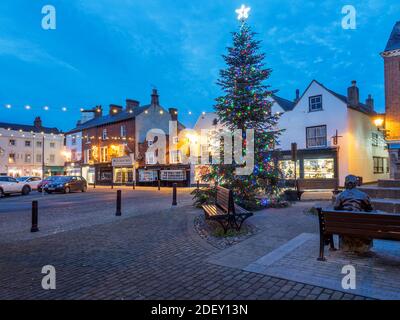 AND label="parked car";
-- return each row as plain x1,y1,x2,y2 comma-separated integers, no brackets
44,176,87,194
16,177,42,190
37,176,59,193
0,176,32,197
